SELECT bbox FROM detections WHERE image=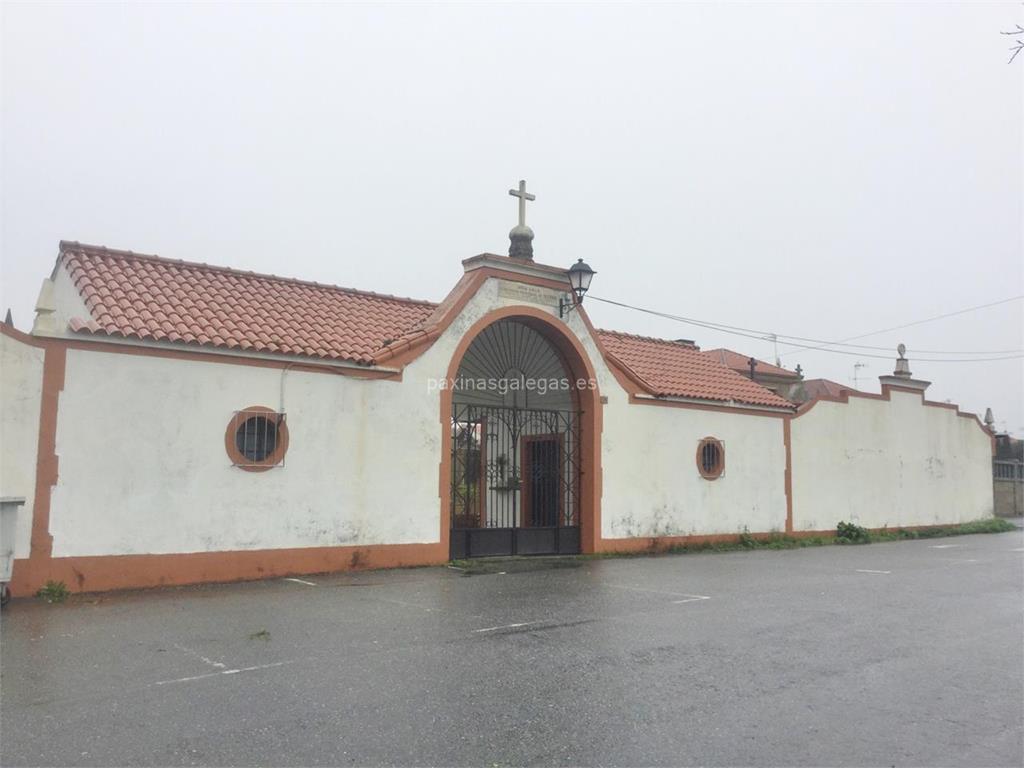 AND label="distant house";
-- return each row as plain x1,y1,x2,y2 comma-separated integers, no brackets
700,348,804,401
799,378,856,403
